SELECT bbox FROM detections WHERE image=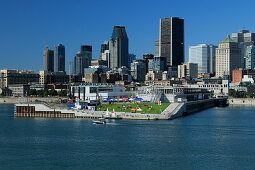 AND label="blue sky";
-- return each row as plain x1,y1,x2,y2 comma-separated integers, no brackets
1,0,255,71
